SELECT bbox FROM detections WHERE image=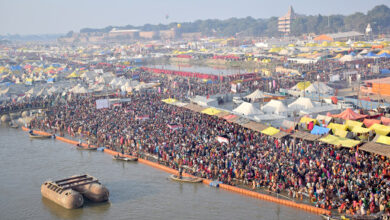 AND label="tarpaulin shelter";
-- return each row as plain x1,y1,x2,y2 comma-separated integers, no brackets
346,120,363,130
376,135,390,145
316,115,332,126
201,108,221,116
369,124,390,135
245,89,266,100
233,102,263,116
381,117,390,126
378,53,390,58
161,98,178,104
300,117,317,124
319,135,361,148
363,119,380,128
360,142,390,158
333,129,349,138
261,100,287,115
288,97,314,110
327,123,348,132
261,127,280,136
290,81,311,91
331,108,367,120
310,125,330,135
